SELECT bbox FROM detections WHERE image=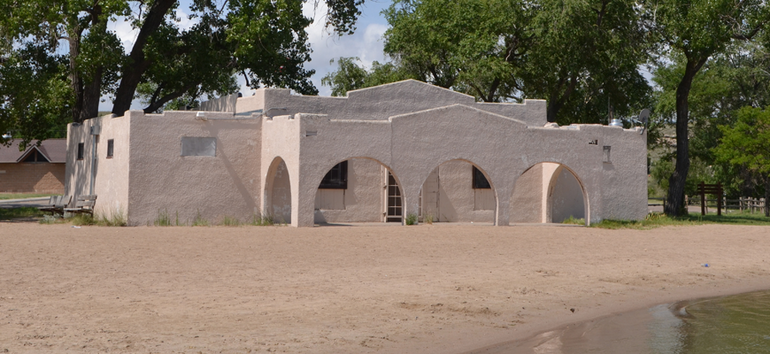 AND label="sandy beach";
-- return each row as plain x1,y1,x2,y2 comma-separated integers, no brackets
1,222,769,353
